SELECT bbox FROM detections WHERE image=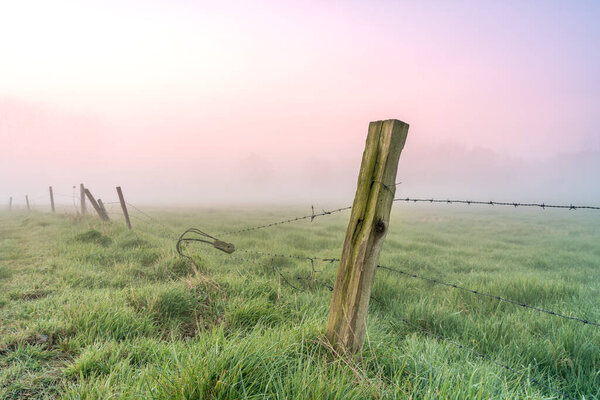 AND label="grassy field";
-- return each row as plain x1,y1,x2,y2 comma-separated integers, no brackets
1,204,599,399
